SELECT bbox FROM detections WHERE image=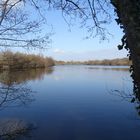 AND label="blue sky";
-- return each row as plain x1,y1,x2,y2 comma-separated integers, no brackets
43,10,127,61
9,4,128,61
